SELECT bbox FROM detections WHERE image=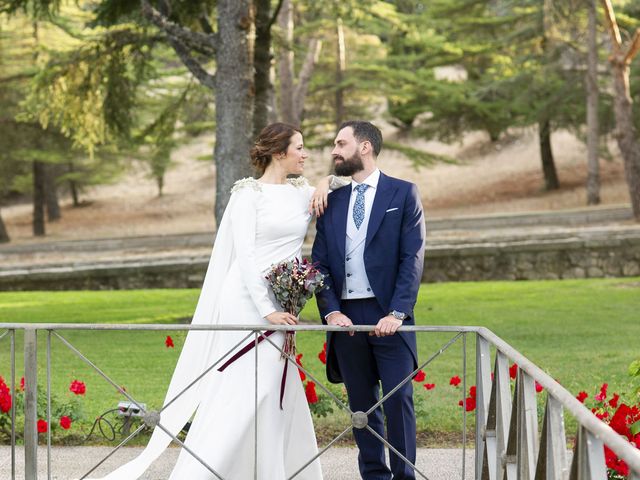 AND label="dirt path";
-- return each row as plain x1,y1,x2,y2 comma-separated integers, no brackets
1,128,629,244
